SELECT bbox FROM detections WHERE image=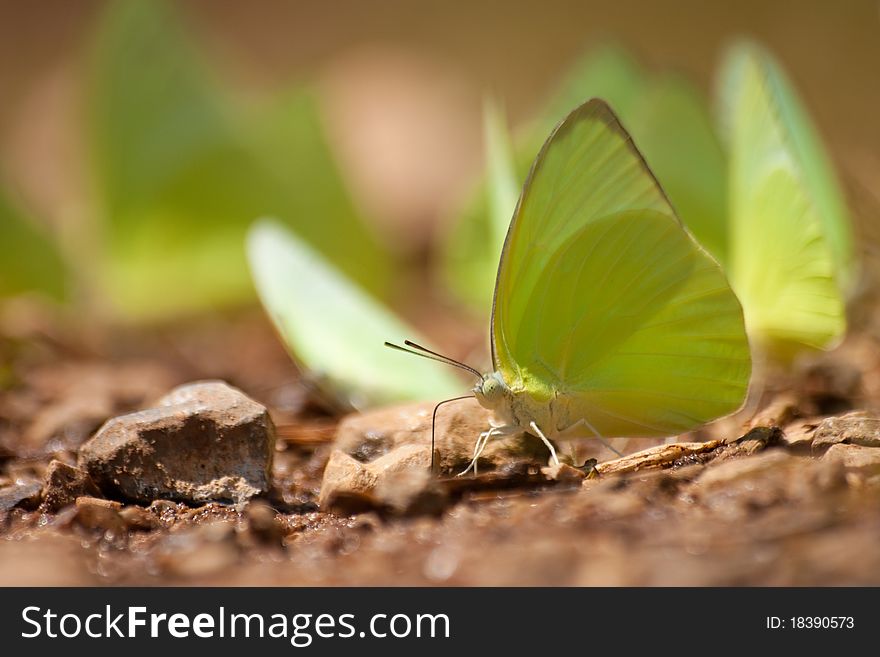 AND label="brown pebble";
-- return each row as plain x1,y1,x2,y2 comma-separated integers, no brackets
243,500,284,544
822,443,880,476
41,460,101,513
320,445,447,516
541,463,586,482
74,497,125,534
120,506,161,531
